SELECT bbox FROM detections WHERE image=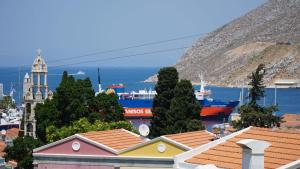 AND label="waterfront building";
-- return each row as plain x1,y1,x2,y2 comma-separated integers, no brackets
174,127,300,169
23,49,53,138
